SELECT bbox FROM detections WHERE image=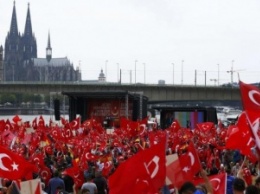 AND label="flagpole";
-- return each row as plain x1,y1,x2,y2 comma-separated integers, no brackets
237,156,247,177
